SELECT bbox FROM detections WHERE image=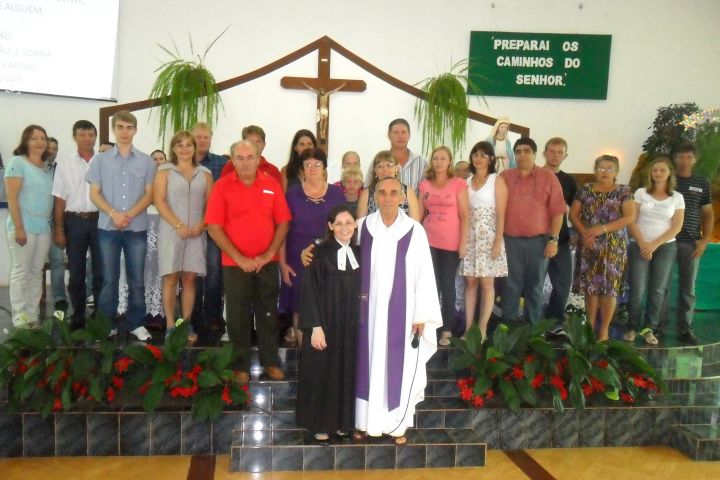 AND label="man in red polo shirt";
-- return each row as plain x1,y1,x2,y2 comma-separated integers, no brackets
219,125,282,184
206,140,291,384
